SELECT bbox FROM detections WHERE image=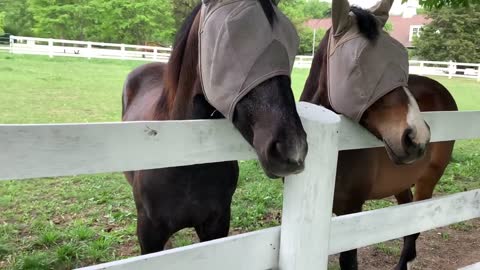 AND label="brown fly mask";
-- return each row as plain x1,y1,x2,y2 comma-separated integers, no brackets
327,0,431,164
198,0,307,177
